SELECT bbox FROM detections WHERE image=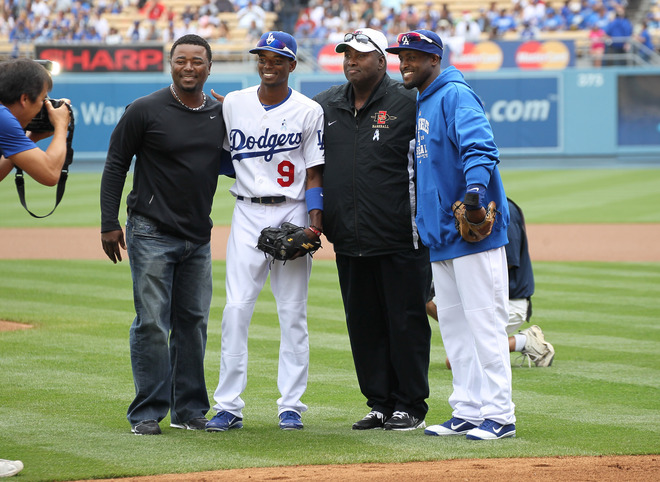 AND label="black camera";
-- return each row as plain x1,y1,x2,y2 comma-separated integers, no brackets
25,98,65,133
